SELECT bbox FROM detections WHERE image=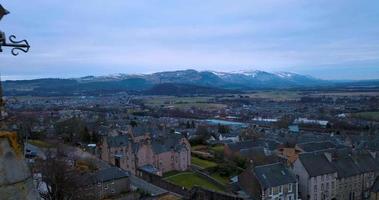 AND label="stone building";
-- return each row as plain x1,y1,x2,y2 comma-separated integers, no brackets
100,131,191,175
292,152,338,200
